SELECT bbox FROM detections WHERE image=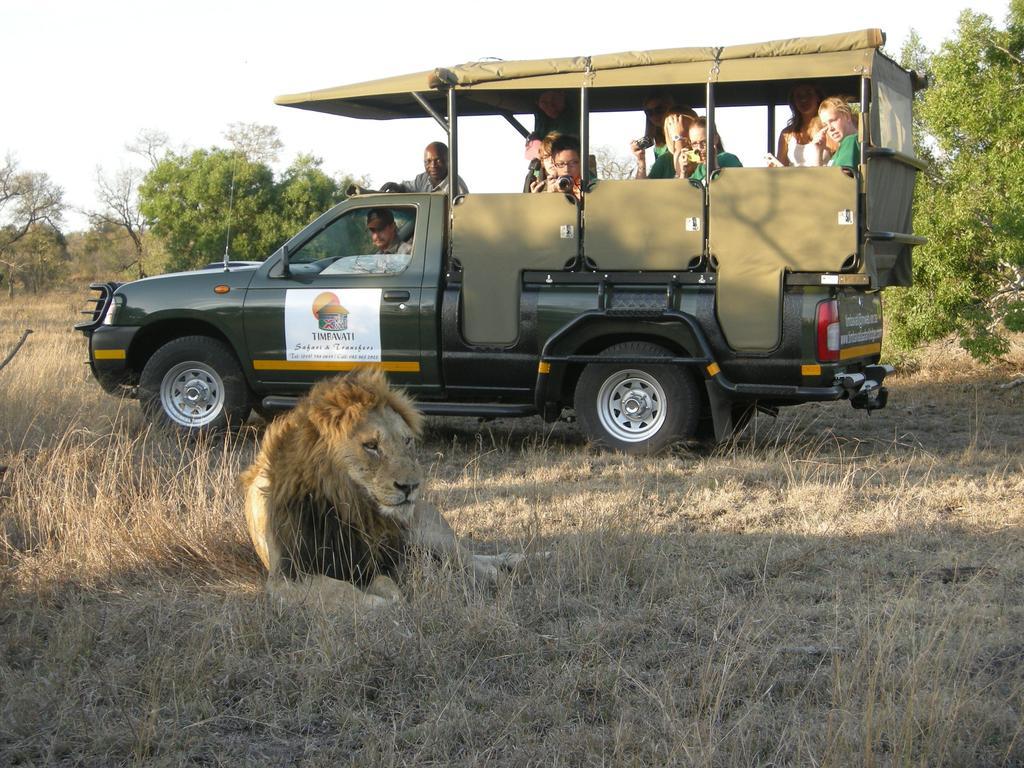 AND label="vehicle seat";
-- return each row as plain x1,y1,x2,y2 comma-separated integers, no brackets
709,166,858,351
583,179,704,270
451,193,579,346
